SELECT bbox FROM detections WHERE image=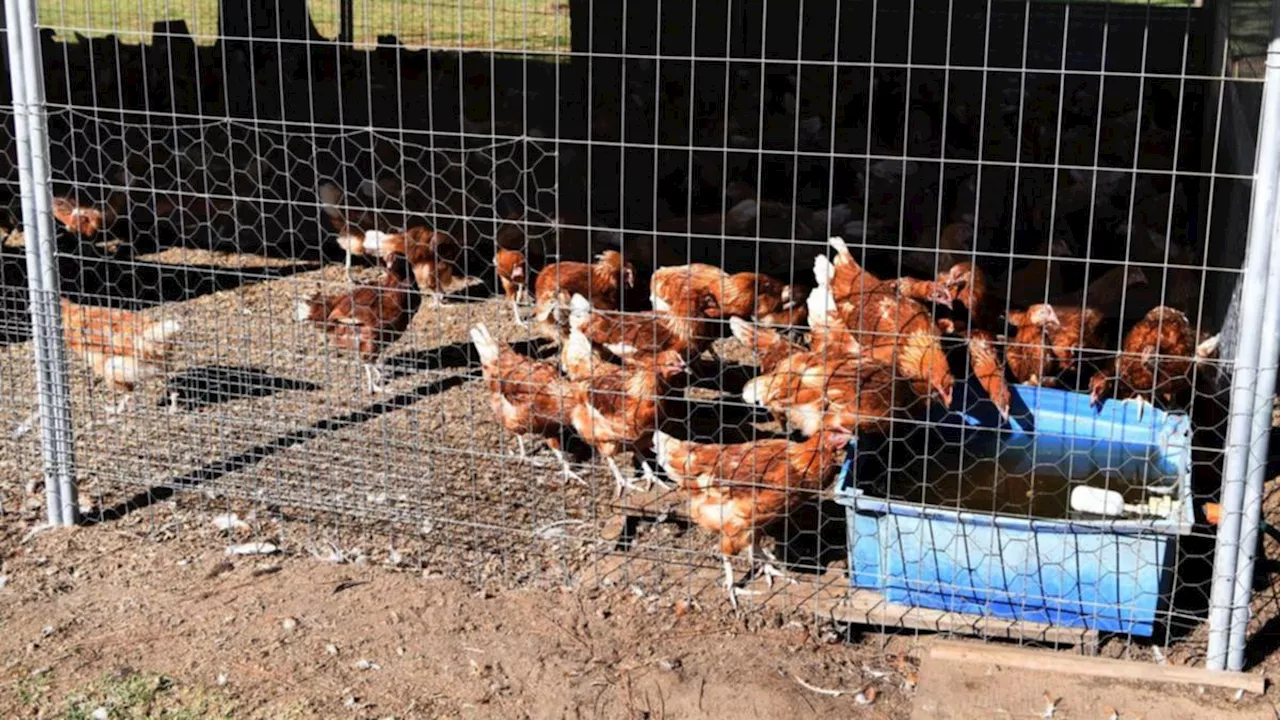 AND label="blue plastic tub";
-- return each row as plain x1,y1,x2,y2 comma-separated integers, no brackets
833,381,1194,636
